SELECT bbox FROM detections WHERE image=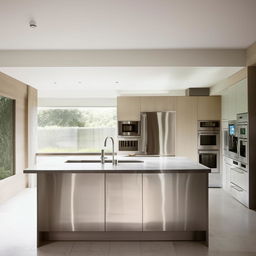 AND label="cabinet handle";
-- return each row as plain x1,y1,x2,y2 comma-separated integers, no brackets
231,168,244,174
231,184,243,192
